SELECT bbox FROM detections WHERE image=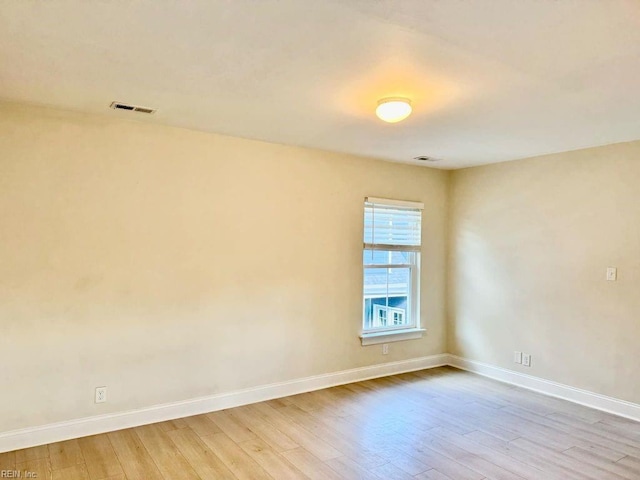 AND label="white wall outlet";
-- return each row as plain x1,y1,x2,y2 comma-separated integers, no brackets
514,351,522,364
382,343,389,355
522,354,531,367
95,386,107,403
606,267,617,281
